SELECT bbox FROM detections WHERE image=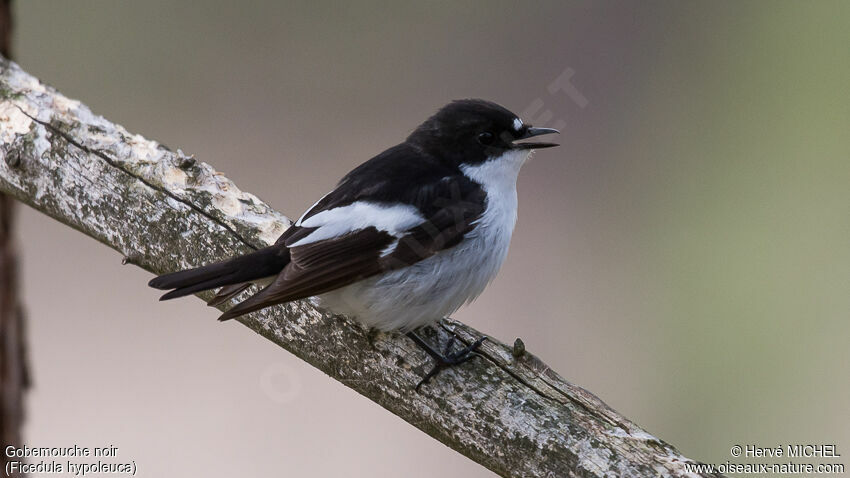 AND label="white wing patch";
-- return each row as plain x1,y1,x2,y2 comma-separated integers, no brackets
295,191,331,226
317,157,525,331
379,240,400,257
290,201,425,247
512,117,523,131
